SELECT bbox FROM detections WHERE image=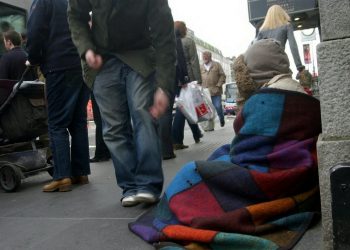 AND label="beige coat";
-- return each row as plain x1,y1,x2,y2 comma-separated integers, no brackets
200,61,226,96
264,74,306,93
